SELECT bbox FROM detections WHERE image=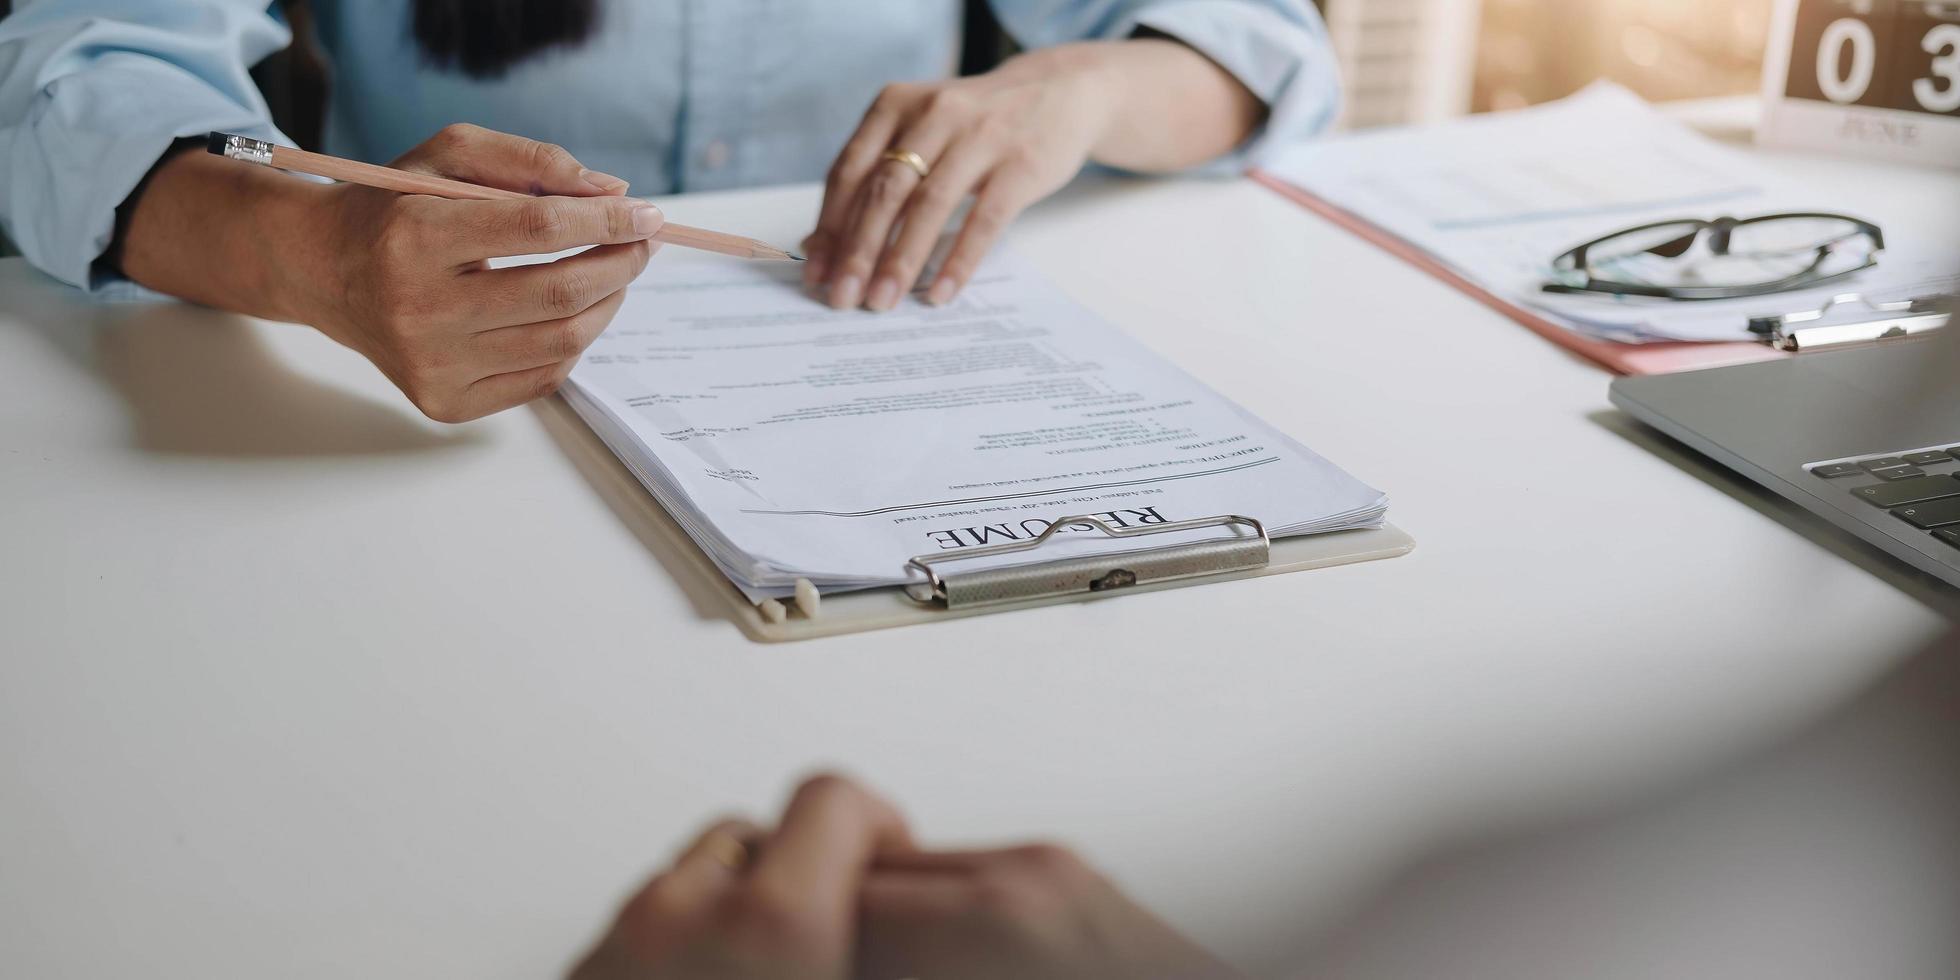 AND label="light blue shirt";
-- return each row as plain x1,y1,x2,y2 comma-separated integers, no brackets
0,0,1340,291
